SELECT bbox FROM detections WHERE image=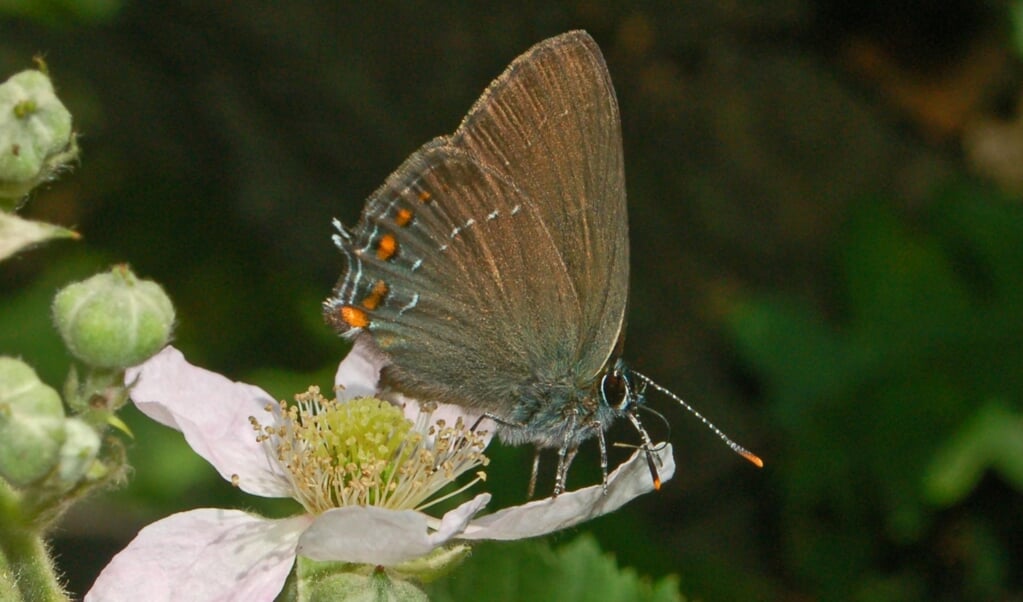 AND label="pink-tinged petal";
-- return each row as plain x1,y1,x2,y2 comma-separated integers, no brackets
125,346,293,498
459,444,675,541
333,337,387,400
426,493,492,546
298,493,491,565
85,508,311,602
